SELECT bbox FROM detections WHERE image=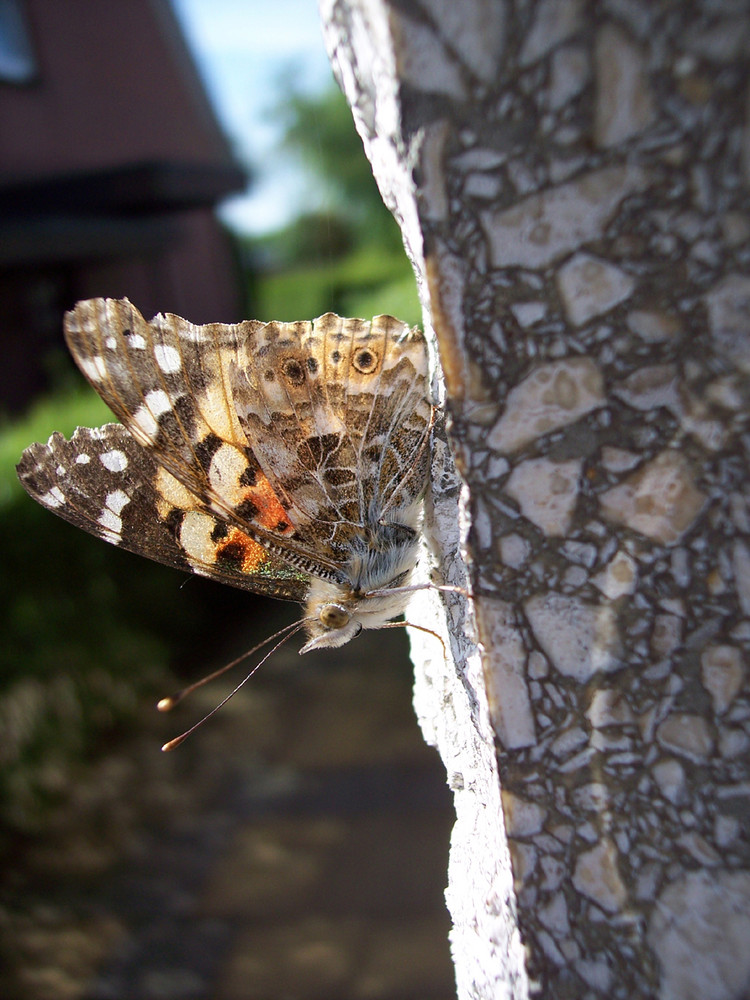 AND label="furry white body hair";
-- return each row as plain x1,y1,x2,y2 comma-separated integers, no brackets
300,500,423,652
